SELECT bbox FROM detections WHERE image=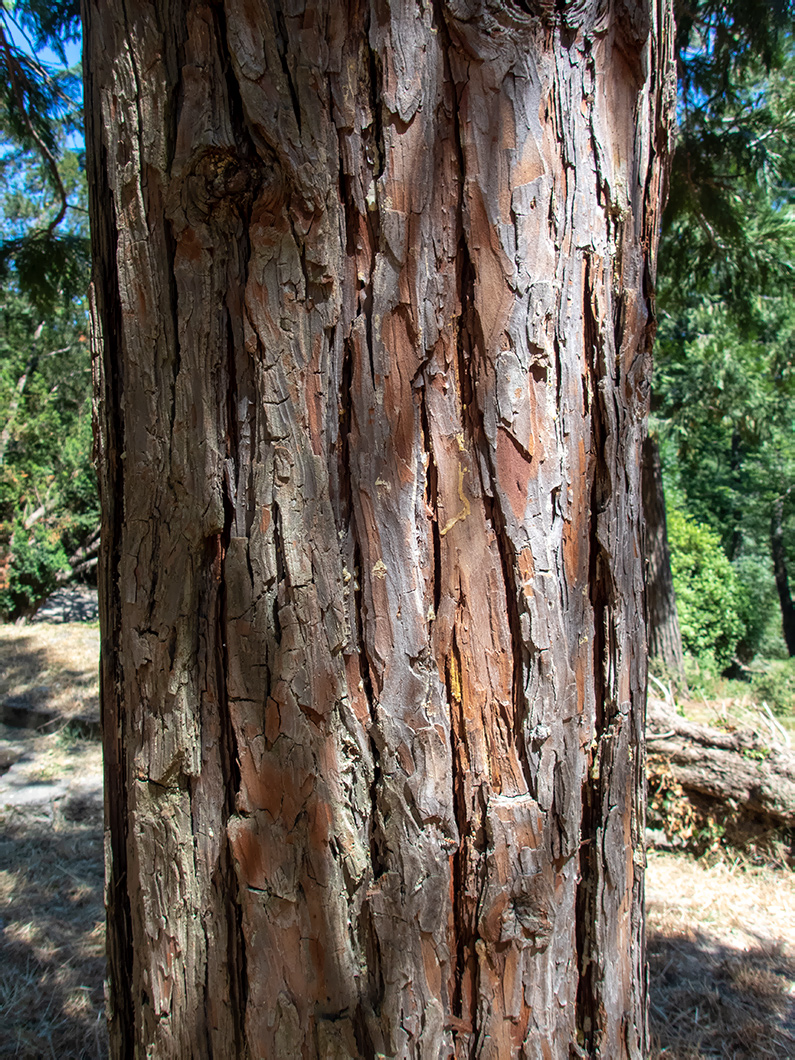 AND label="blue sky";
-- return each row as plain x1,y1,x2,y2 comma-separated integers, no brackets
4,14,84,149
